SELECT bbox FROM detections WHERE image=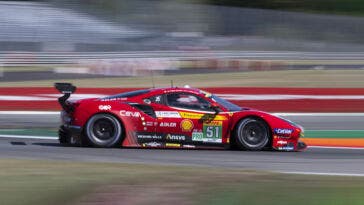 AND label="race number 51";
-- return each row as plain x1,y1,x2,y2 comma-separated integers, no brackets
203,121,222,141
